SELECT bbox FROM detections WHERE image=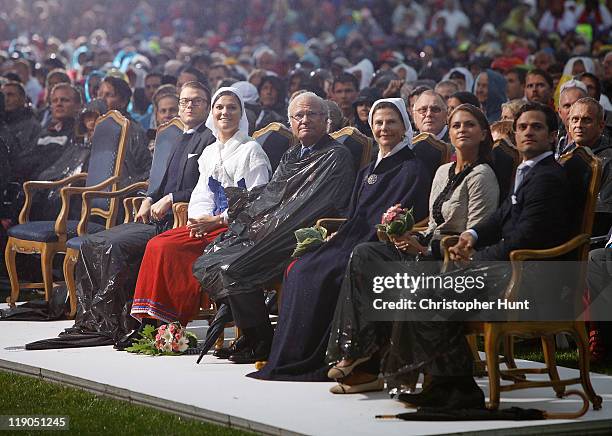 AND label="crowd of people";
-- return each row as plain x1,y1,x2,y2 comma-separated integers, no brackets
0,0,612,413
